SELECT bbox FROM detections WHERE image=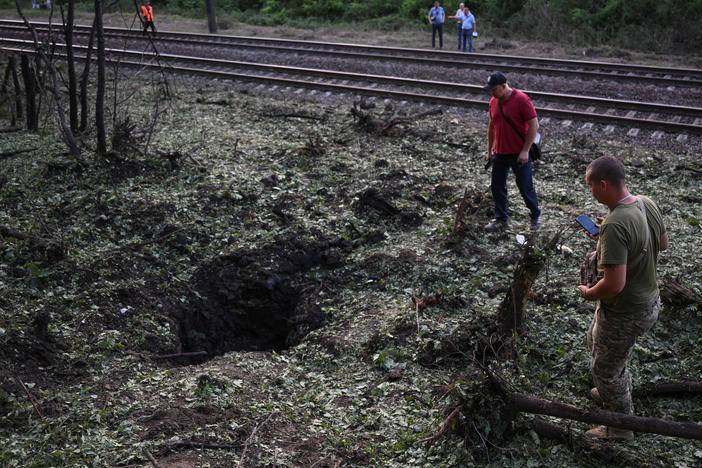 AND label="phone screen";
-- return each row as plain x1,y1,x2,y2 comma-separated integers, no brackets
576,214,600,236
